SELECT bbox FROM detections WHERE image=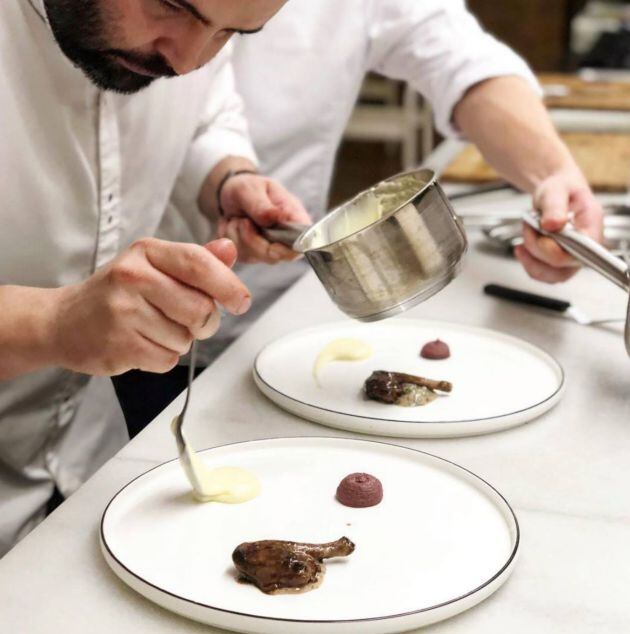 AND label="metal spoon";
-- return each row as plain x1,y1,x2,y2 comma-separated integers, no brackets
171,340,205,496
